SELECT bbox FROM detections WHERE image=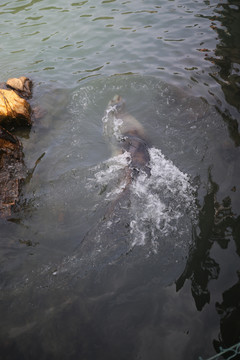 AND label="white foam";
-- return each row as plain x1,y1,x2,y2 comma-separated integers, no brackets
90,147,197,253
95,152,130,183
102,105,124,142
86,152,130,200
129,147,197,251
